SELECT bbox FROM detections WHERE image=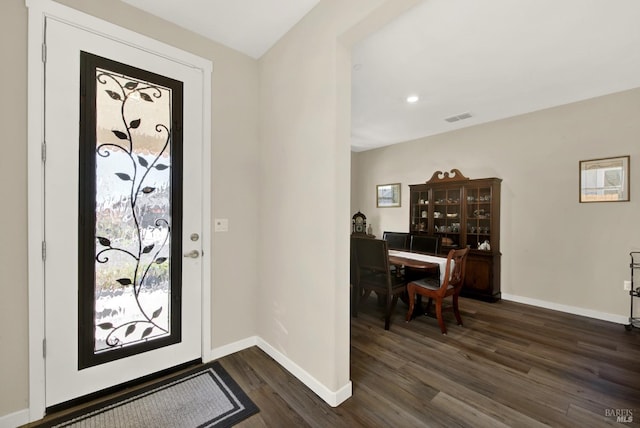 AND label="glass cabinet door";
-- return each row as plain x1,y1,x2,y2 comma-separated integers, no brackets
411,188,429,232
465,186,492,249
433,188,461,248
